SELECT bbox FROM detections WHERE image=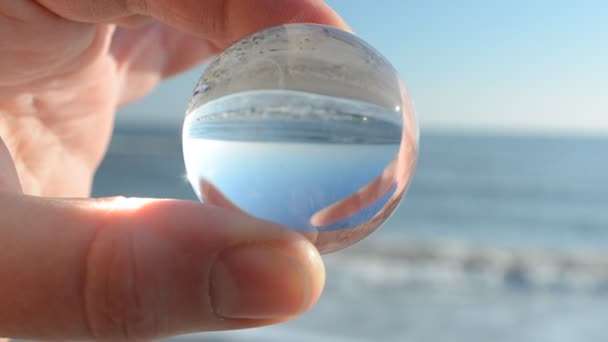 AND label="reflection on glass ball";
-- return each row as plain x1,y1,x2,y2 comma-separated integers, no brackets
183,24,418,254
